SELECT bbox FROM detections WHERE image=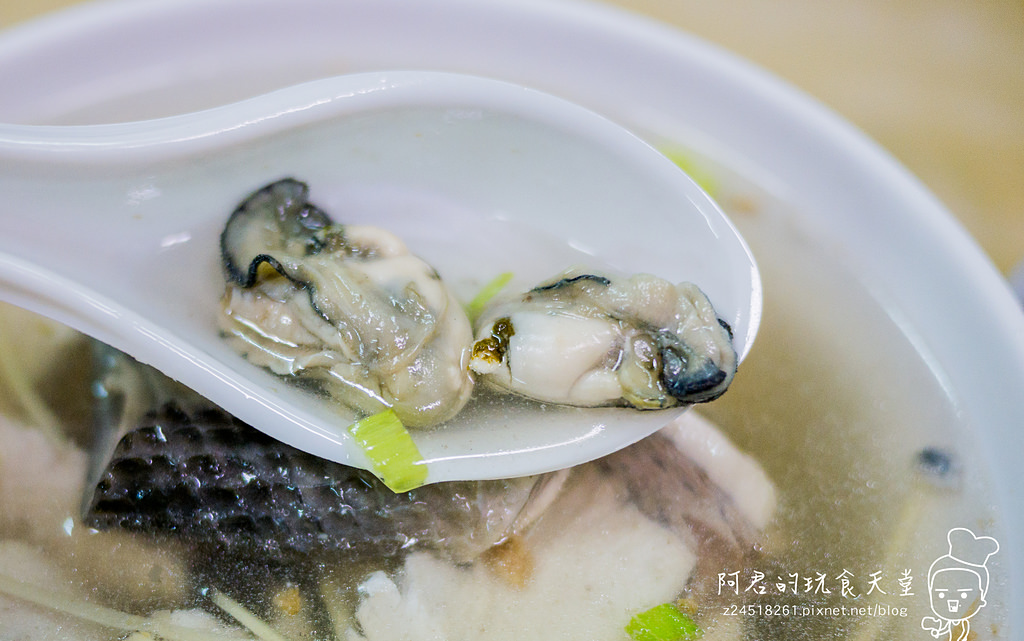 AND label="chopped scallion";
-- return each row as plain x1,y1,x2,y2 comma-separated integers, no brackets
625,602,702,641
347,409,427,493
659,148,719,199
209,588,292,641
465,272,514,321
